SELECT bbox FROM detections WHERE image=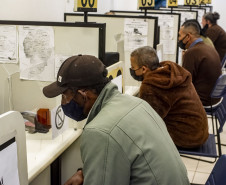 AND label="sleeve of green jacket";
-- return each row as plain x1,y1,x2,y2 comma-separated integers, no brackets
81,128,131,185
